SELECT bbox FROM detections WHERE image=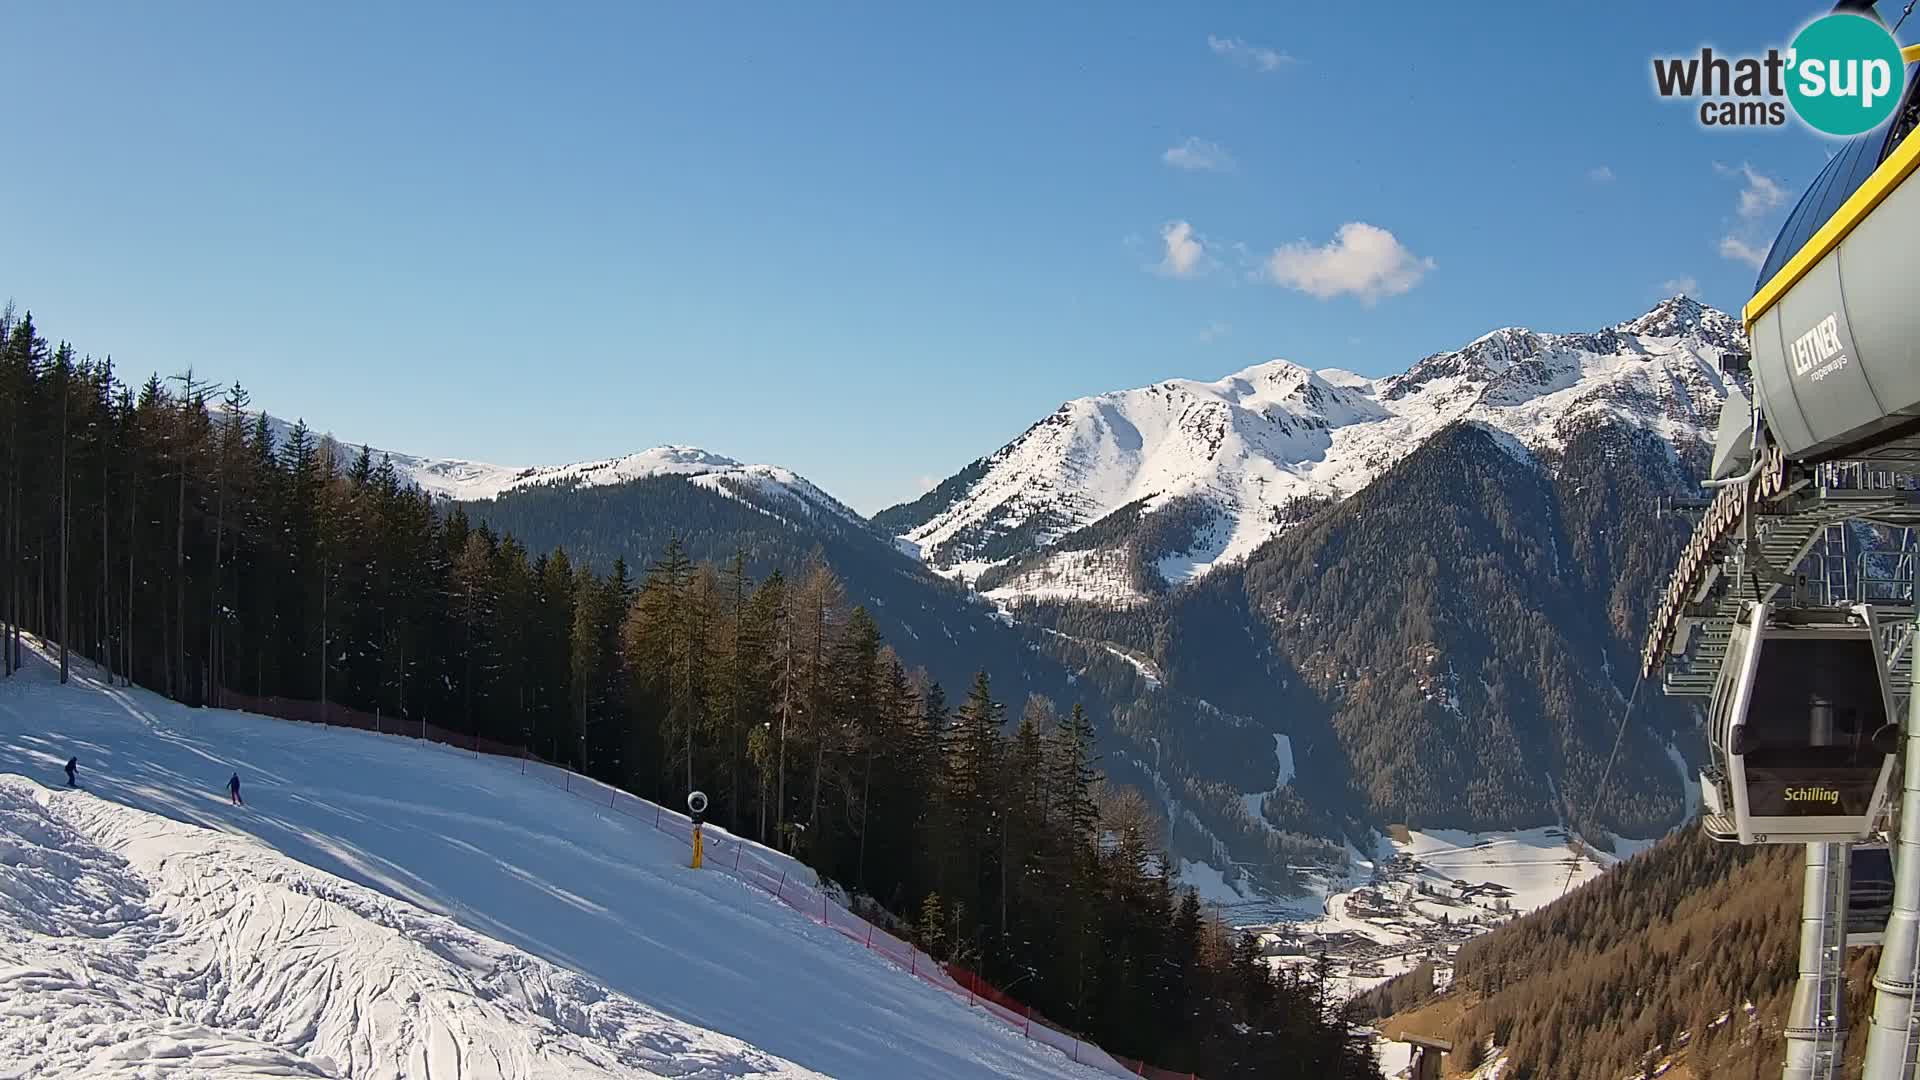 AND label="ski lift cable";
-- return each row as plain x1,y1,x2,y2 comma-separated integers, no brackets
1559,671,1647,899
1897,0,1918,33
